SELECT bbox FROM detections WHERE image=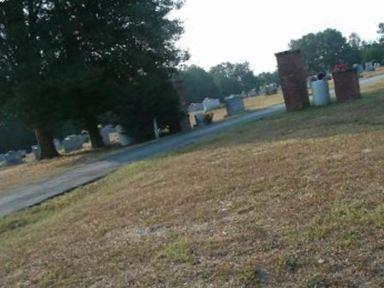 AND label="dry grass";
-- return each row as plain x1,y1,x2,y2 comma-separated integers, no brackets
1,82,384,287
207,93,284,124
361,66,384,79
